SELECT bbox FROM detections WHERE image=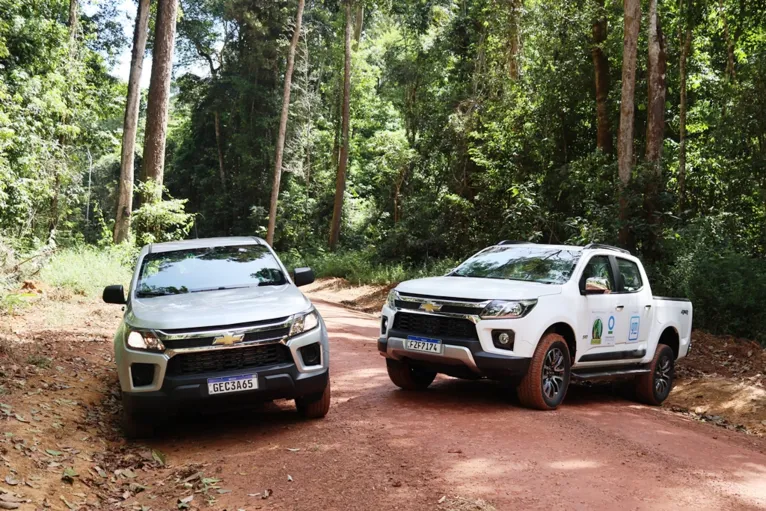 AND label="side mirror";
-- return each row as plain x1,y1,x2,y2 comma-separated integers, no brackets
292,267,315,287
103,285,126,304
583,277,611,295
